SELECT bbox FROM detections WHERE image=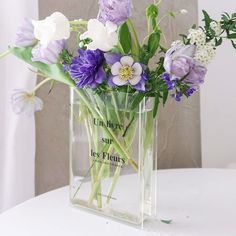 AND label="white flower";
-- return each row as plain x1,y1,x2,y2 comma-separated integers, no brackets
194,41,216,65
210,21,222,36
80,19,118,52
111,56,143,86
171,40,184,47
33,12,70,47
187,28,206,46
11,89,43,117
180,9,188,15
